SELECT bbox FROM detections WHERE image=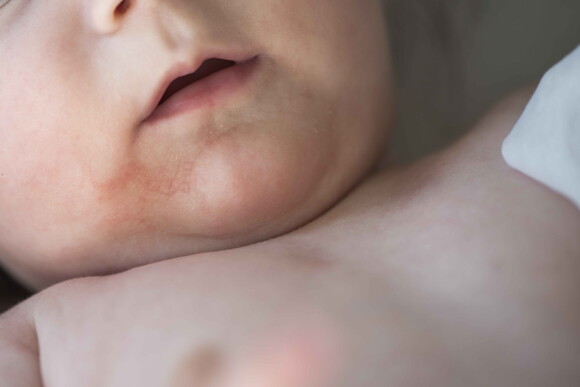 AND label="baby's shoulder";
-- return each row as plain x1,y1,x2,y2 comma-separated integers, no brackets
450,84,538,157
431,84,580,248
